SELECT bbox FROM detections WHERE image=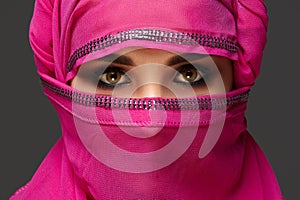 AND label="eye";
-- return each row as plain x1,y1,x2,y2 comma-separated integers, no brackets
98,67,131,88
104,71,122,84
181,67,199,82
174,64,206,86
